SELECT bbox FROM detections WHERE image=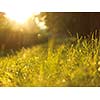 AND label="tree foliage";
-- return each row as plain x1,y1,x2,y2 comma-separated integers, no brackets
39,12,100,37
